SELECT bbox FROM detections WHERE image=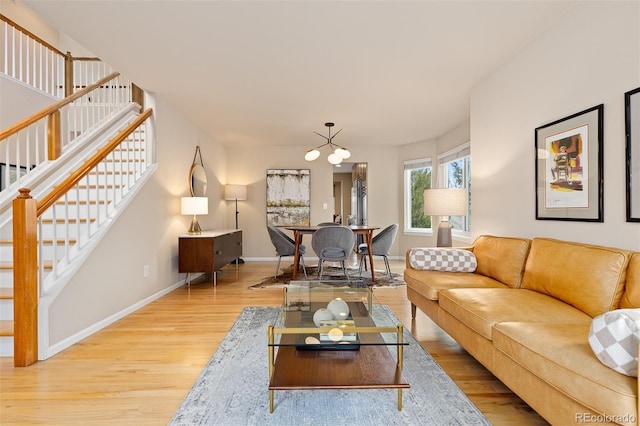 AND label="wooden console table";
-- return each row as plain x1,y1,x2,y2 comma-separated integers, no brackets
178,229,243,286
